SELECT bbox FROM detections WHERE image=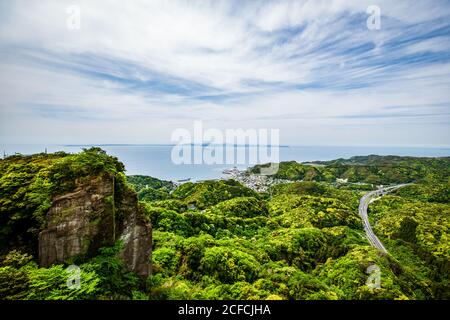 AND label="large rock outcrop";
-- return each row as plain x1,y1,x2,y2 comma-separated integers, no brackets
38,173,151,277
